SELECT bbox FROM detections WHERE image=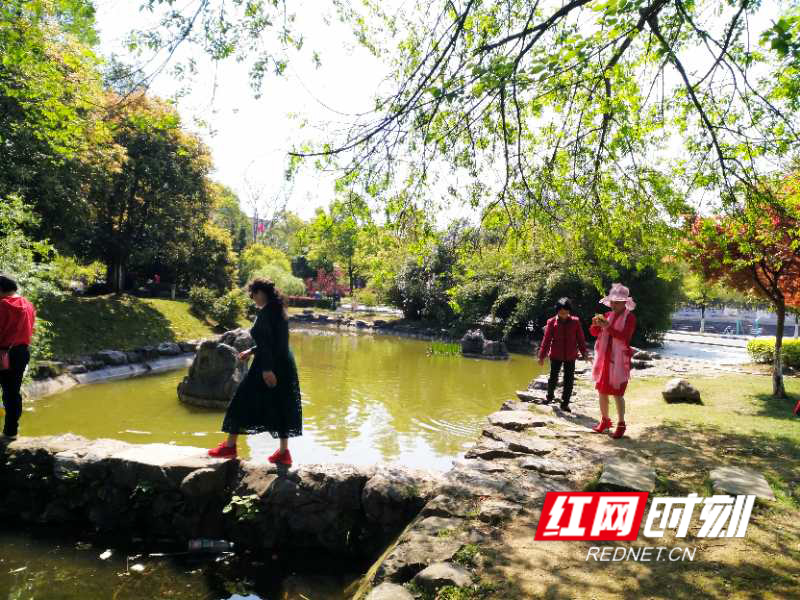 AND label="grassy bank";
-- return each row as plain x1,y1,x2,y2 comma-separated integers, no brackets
38,295,227,359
